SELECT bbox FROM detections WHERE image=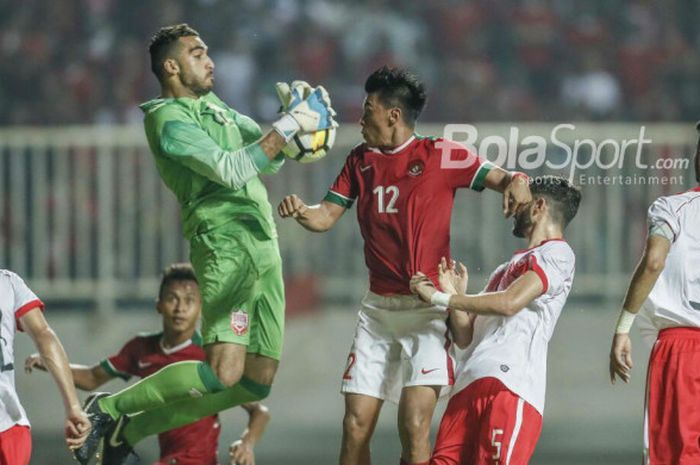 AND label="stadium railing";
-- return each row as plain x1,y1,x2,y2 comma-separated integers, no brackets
0,123,695,313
